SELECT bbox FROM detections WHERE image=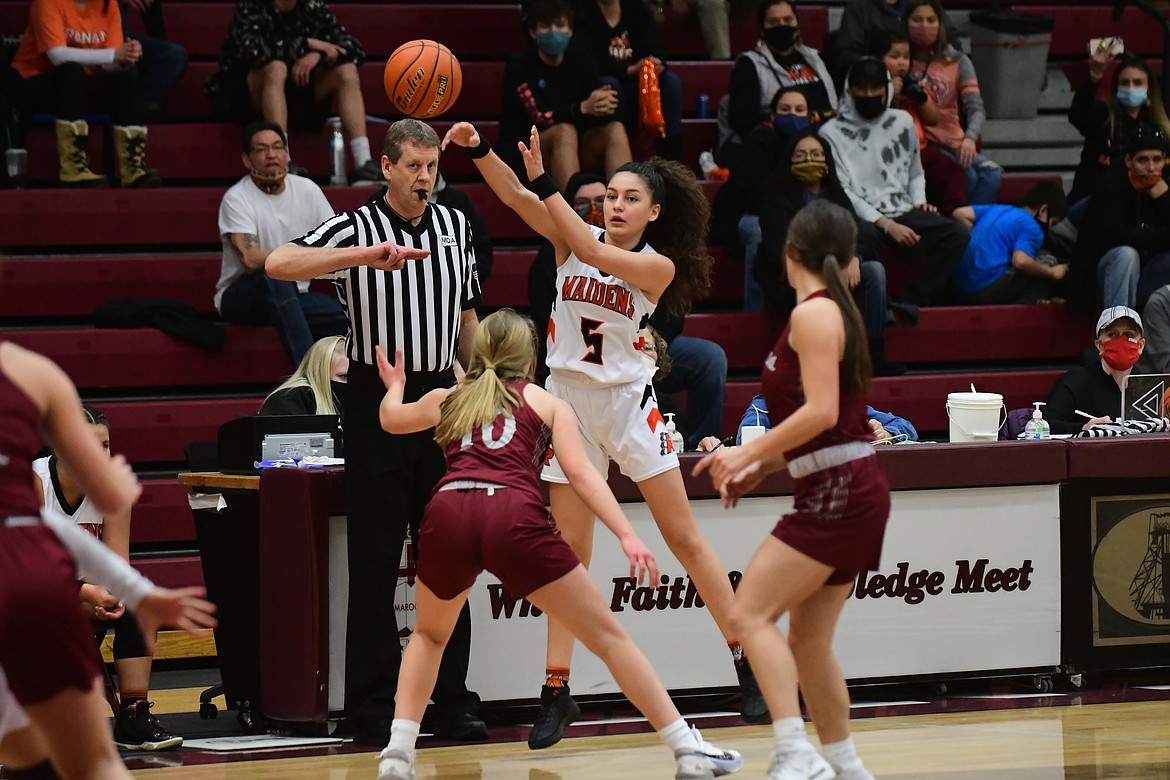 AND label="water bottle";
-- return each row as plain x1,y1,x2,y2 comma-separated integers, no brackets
1023,402,1051,440
696,94,710,119
664,413,685,453
328,118,346,186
